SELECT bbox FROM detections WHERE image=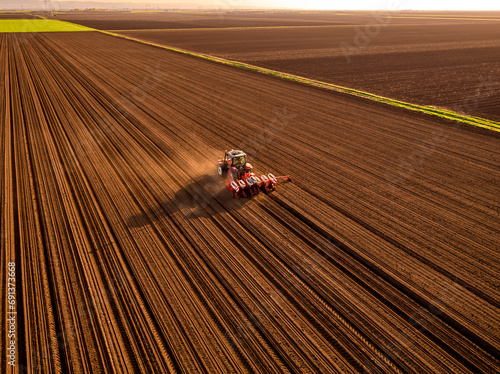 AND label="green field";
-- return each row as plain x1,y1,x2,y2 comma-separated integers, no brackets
0,19,93,32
